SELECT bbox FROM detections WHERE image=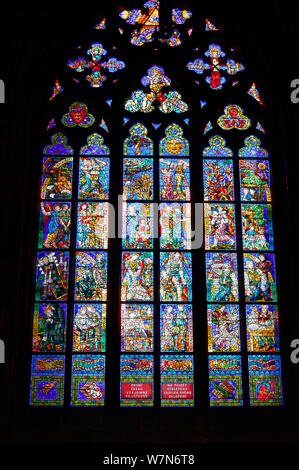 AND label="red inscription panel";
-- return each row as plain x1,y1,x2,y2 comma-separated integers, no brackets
121,382,153,399
162,383,193,399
